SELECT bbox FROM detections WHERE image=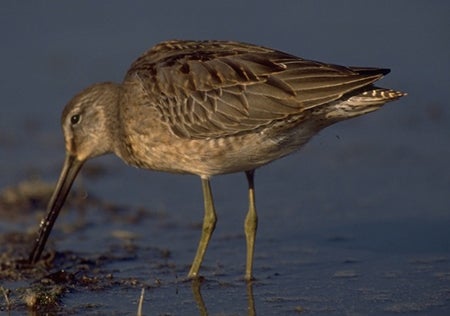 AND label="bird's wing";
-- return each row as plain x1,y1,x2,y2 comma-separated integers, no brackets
124,40,388,139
